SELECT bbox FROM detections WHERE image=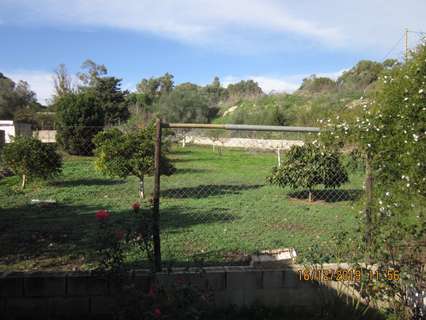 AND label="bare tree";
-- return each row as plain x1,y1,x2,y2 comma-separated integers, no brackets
52,64,73,101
